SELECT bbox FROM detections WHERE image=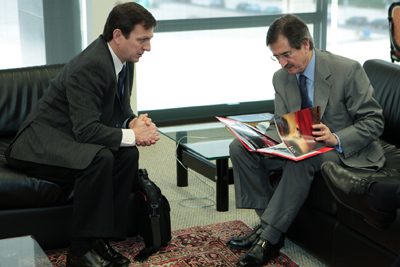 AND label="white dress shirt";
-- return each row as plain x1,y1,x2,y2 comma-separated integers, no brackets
108,43,136,147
